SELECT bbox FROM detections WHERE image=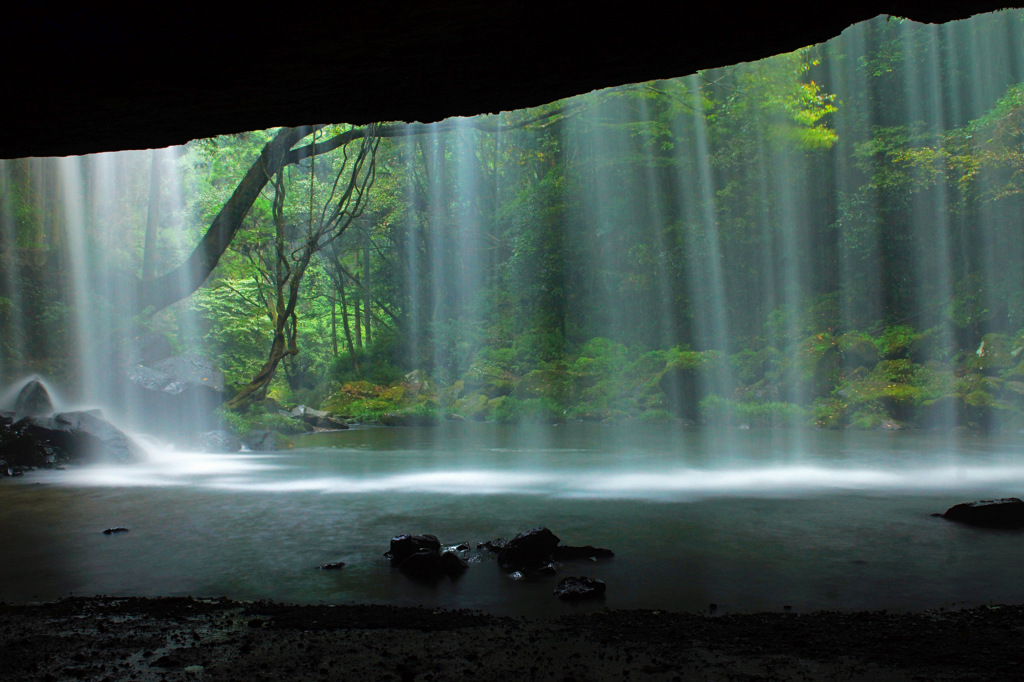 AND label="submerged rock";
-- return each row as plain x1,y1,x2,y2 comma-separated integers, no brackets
942,498,1024,528
552,545,615,561
102,527,129,534
554,576,606,601
318,562,345,570
12,380,53,418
